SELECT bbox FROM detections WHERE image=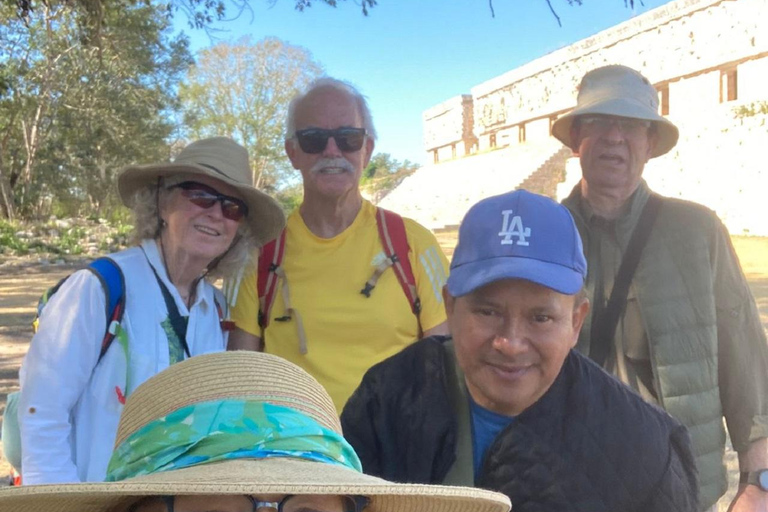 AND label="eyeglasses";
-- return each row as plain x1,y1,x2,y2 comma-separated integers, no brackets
129,494,370,512
294,128,367,154
168,181,248,222
250,495,369,512
577,115,652,136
